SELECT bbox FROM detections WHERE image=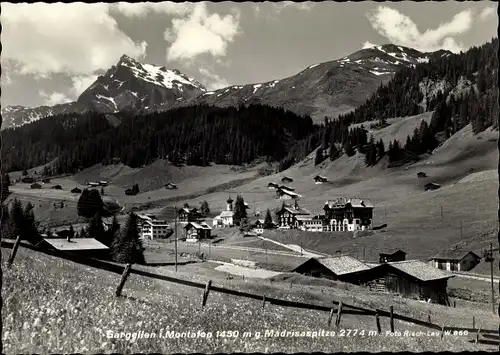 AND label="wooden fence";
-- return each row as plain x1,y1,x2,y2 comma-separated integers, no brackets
2,240,499,345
